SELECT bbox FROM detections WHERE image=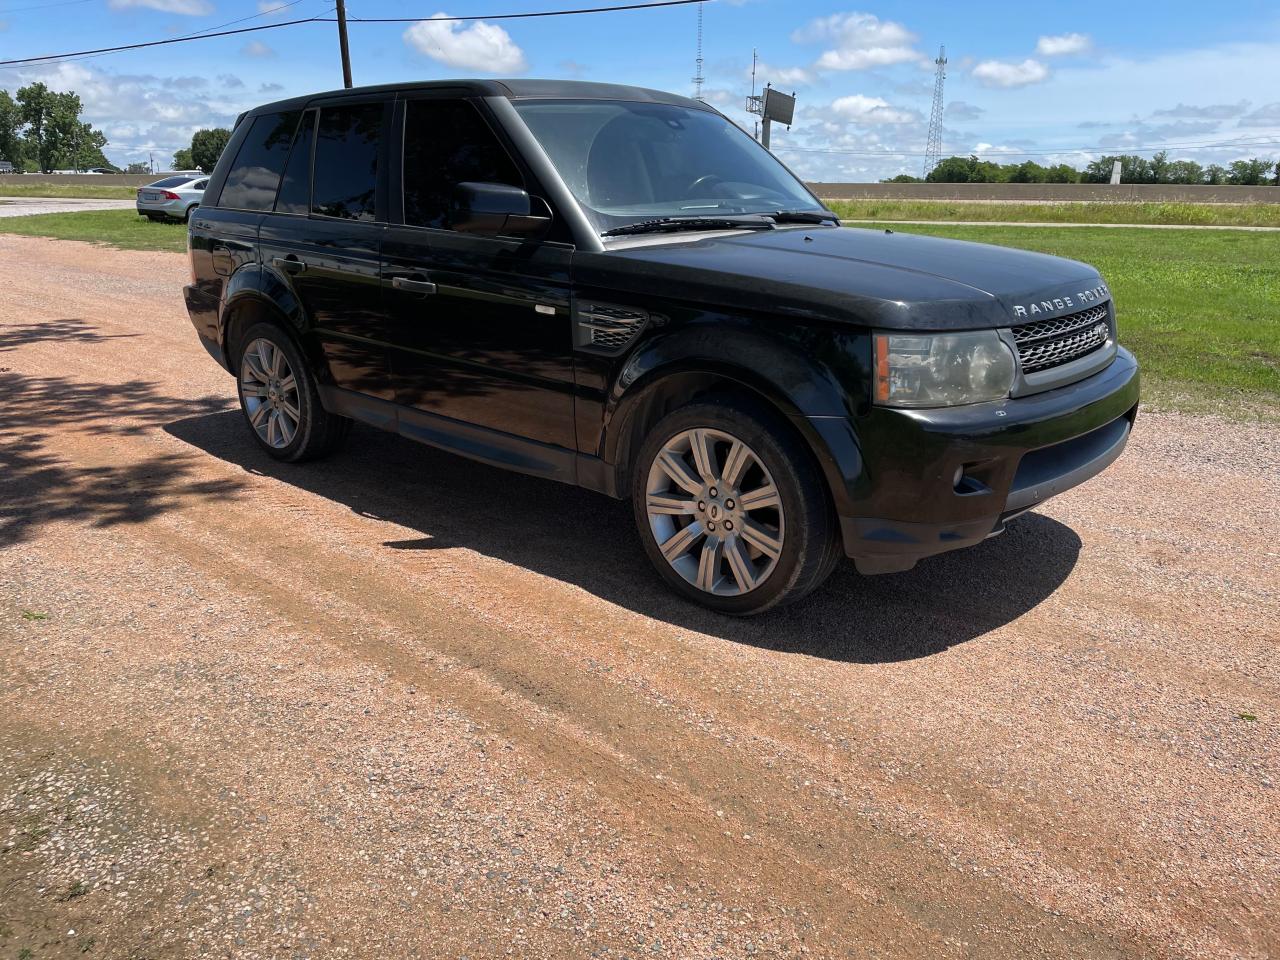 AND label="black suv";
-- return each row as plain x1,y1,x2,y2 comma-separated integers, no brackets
184,79,1139,615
